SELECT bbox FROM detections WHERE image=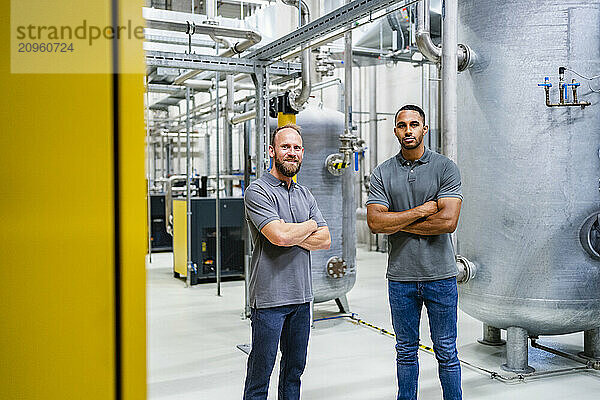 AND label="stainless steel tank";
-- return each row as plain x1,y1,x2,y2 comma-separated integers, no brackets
456,0,600,339
271,106,355,304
